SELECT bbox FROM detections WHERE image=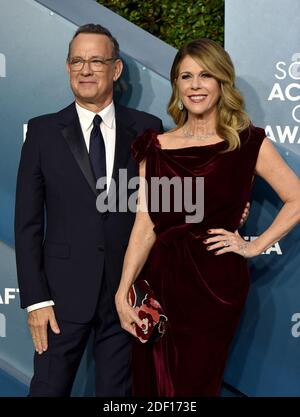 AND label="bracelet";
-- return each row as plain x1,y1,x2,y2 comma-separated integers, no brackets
239,243,248,258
